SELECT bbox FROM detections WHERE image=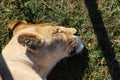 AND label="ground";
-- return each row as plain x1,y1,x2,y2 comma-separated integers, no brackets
0,0,120,80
